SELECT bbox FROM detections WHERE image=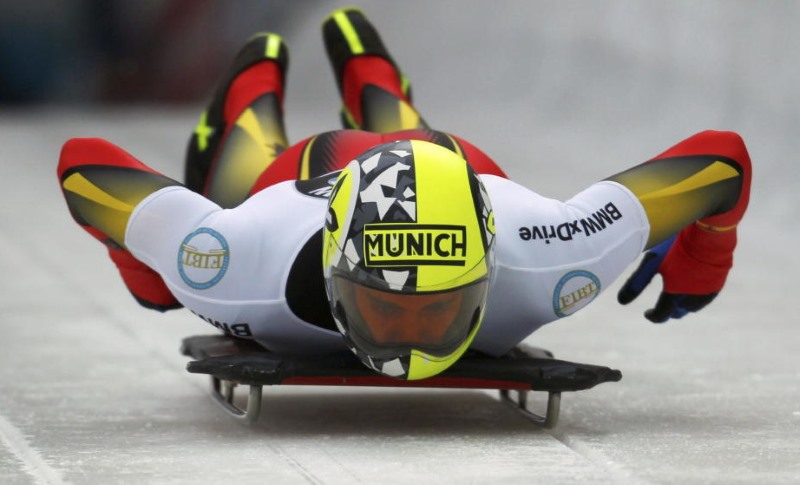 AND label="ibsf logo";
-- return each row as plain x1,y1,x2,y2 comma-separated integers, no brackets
363,223,467,267
553,270,601,317
178,228,229,289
